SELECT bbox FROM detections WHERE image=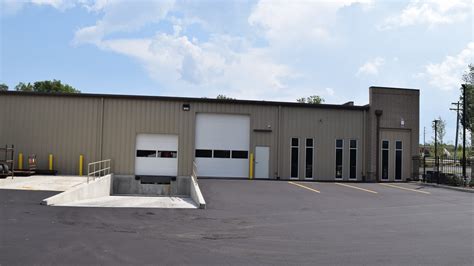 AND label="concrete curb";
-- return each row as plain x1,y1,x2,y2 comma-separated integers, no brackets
417,182,474,193
42,174,113,205
190,175,206,209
